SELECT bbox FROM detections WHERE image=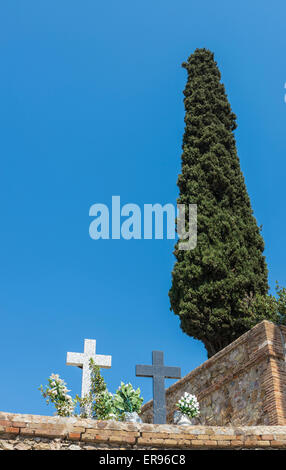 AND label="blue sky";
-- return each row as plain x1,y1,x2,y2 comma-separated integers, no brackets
0,1,285,415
